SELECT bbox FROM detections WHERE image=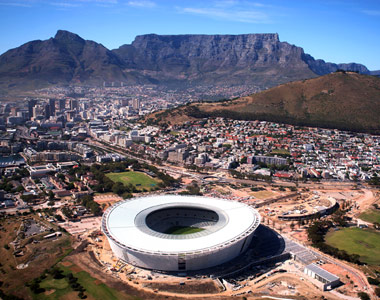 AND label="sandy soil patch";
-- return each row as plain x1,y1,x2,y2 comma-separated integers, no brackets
94,193,123,203
181,177,193,185
44,289,56,295
70,265,83,273
144,280,220,294
60,217,101,235
94,279,102,285
251,190,276,199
